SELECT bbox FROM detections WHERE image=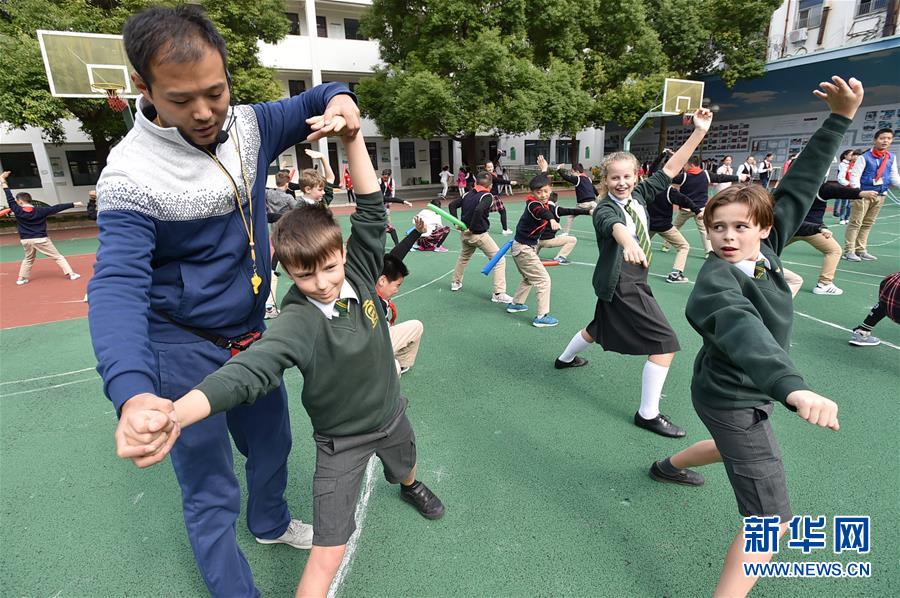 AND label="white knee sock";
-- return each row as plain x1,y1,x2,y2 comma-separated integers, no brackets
558,331,591,363
638,360,669,419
